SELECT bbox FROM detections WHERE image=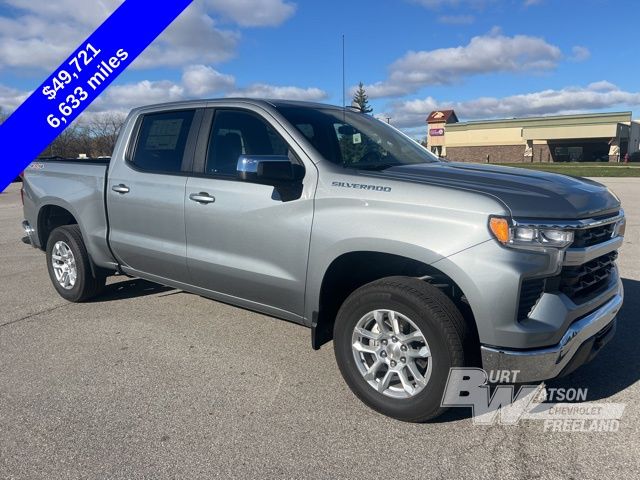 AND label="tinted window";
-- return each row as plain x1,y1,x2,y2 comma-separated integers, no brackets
206,110,289,176
276,106,439,170
131,110,195,173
